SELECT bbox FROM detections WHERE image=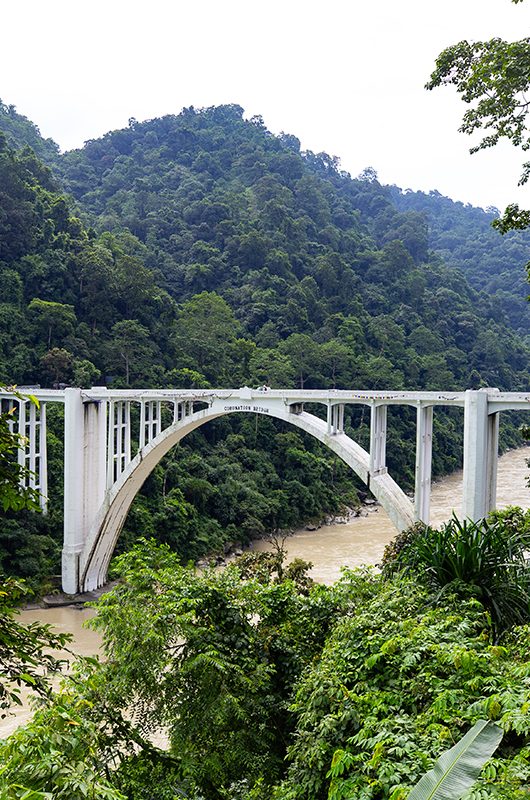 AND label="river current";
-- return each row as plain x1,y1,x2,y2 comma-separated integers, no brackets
252,445,530,583
2,446,529,737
